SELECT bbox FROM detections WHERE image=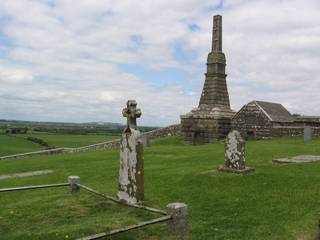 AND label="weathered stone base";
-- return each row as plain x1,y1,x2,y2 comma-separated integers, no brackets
180,108,235,145
218,165,255,174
